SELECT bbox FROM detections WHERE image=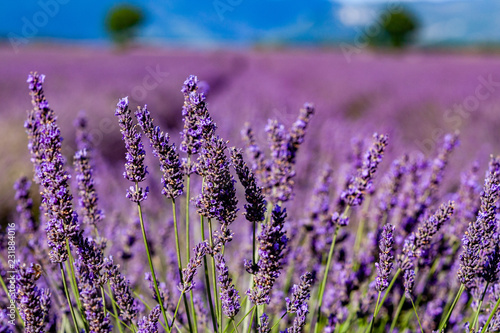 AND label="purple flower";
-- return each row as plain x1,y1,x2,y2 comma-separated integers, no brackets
241,123,267,185
375,224,395,292
458,156,500,287
423,133,459,201
413,201,454,258
283,303,309,333
74,236,105,283
230,147,266,224
103,256,138,322
215,253,240,318
115,97,148,201
179,241,210,293
340,133,388,208
258,313,270,333
74,149,104,226
403,268,416,299
375,155,408,224
180,75,216,155
135,105,184,199
74,259,112,333
13,176,36,234
74,111,92,152
247,206,288,305
287,102,315,164
286,272,313,314
24,73,79,263
14,263,51,333
137,306,161,333
196,136,238,231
